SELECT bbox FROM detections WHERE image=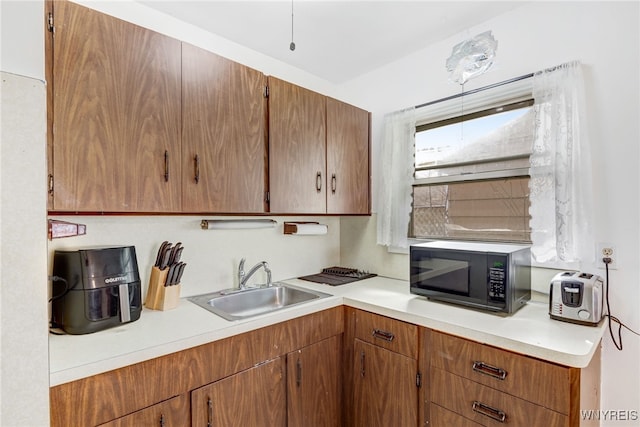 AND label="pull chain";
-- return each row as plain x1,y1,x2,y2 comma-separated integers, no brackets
290,0,296,51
